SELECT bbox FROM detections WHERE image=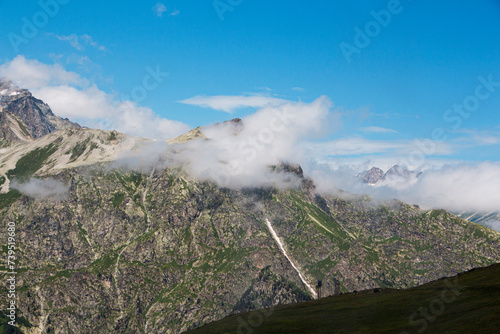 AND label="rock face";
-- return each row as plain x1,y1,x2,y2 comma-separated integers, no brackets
0,130,499,334
382,164,421,181
0,79,79,142
359,165,422,185
359,167,384,184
